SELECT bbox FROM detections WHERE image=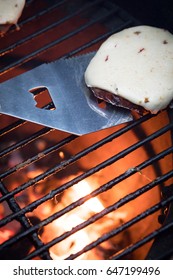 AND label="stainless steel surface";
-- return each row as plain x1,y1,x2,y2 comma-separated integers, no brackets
0,52,132,135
